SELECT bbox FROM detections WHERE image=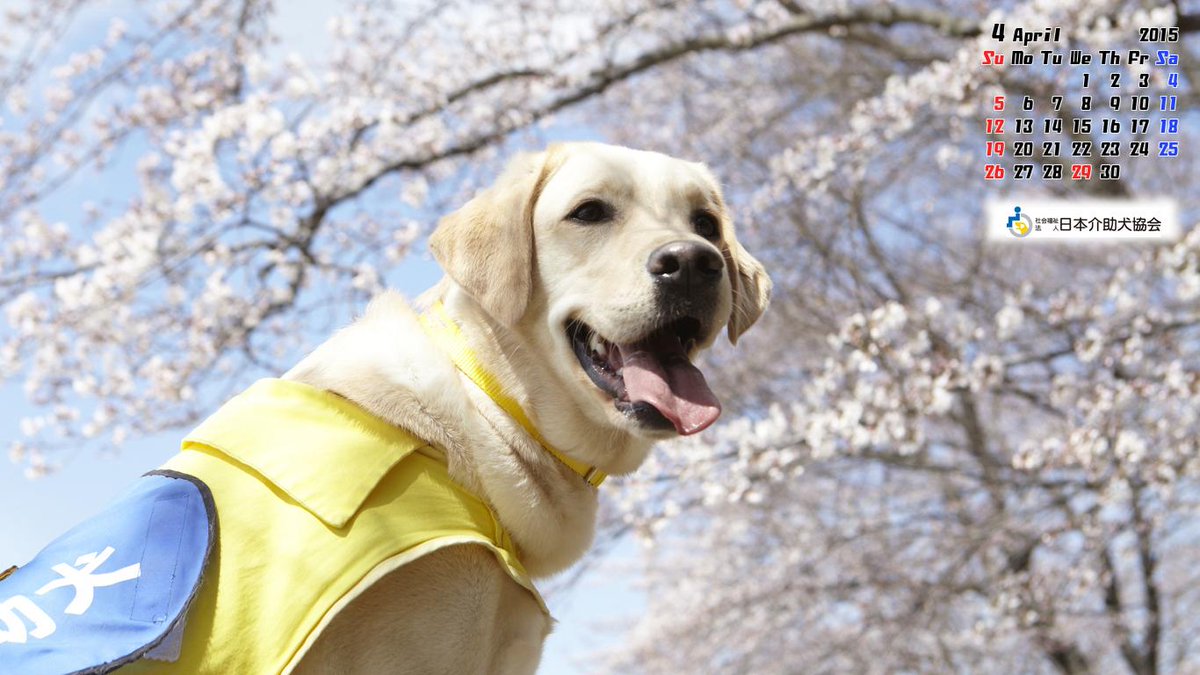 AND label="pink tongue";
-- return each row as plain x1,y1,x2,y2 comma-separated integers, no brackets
618,337,722,435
